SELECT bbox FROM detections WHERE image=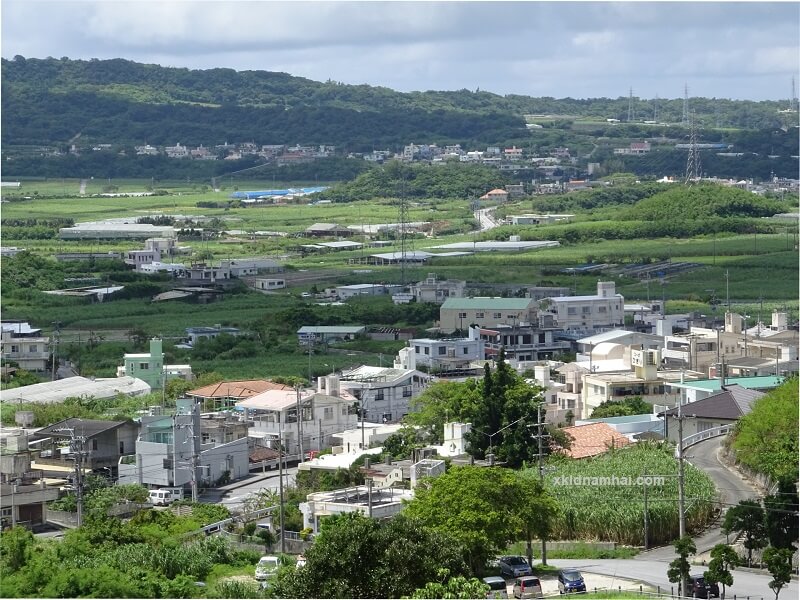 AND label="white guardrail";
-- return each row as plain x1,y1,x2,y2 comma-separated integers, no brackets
677,424,734,456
